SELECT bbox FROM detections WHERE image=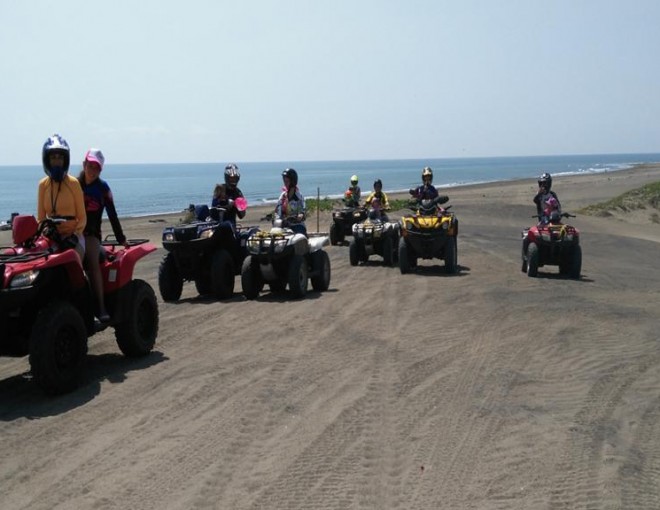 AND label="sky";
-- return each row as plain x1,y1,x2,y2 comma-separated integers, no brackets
1,0,659,165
